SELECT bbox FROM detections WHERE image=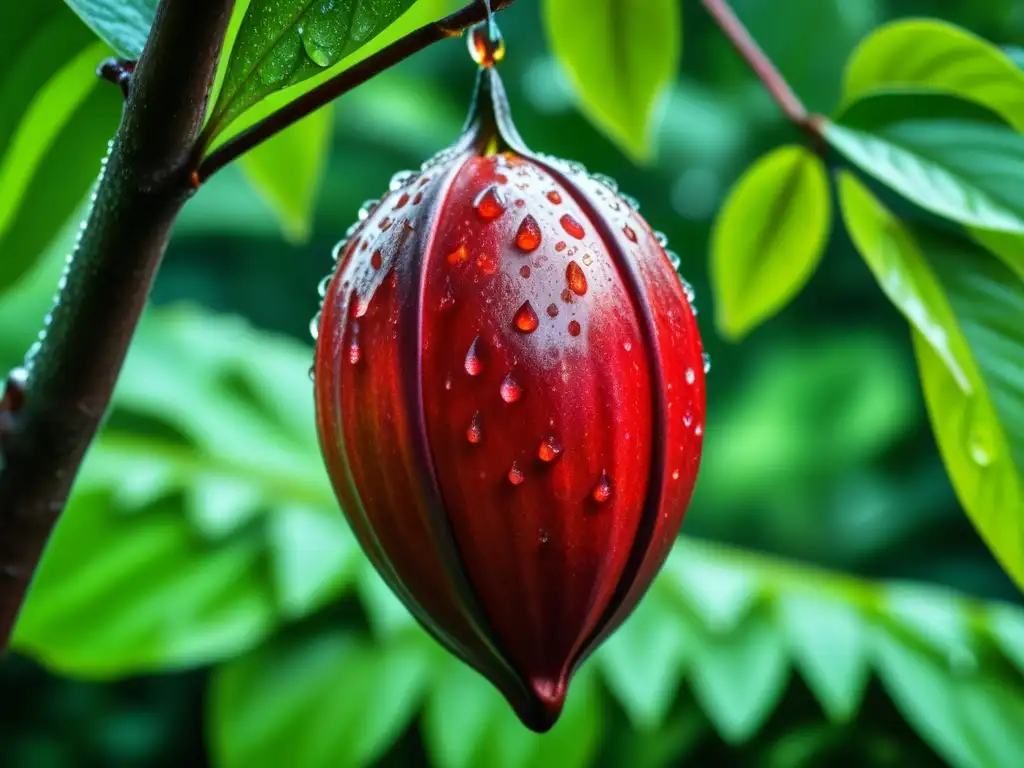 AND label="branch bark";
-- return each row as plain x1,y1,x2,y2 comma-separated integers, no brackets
0,0,234,648
701,0,821,136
